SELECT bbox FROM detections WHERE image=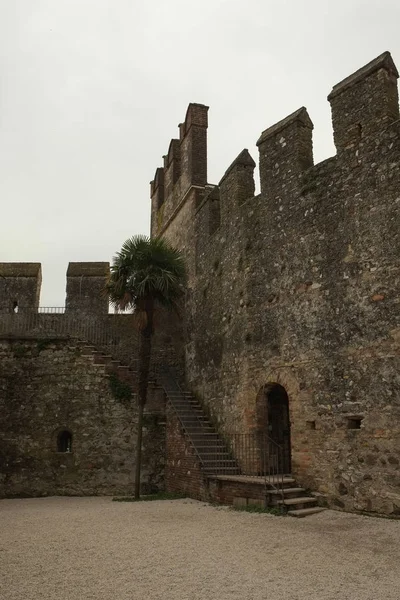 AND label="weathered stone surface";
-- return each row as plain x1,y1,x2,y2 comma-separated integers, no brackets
66,262,110,315
0,263,41,313
0,339,165,497
150,51,400,516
